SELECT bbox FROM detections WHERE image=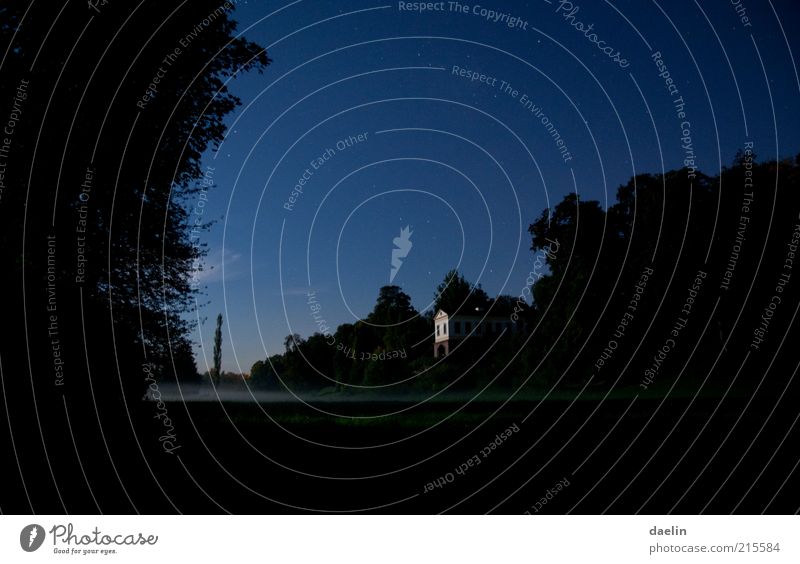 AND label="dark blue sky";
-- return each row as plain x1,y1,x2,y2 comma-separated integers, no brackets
190,0,800,373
